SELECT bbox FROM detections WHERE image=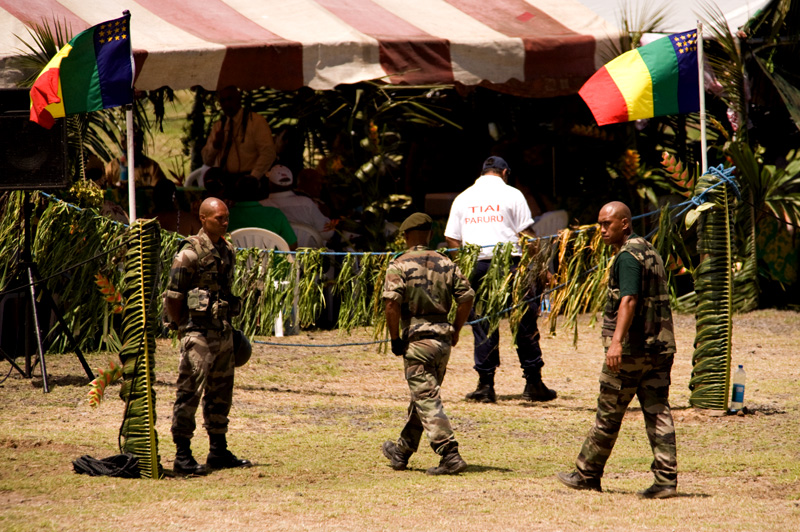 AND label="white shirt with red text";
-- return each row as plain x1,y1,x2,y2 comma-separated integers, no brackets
444,174,534,260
